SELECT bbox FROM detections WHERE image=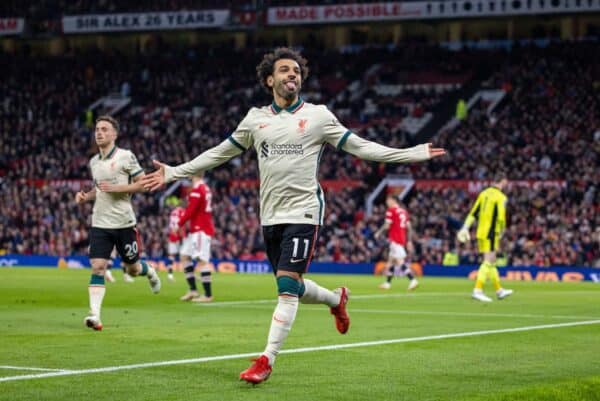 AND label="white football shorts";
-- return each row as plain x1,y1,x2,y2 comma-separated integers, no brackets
389,241,407,260
167,240,180,256
180,231,211,262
